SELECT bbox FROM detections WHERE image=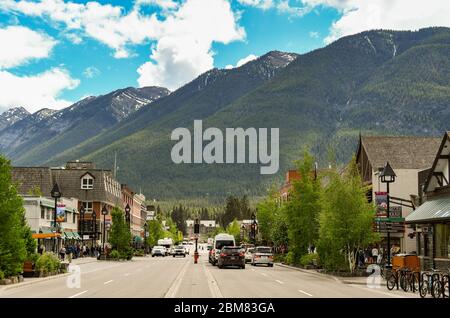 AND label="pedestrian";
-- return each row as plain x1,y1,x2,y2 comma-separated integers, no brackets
59,246,66,261
82,245,87,257
377,248,383,264
372,246,379,264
